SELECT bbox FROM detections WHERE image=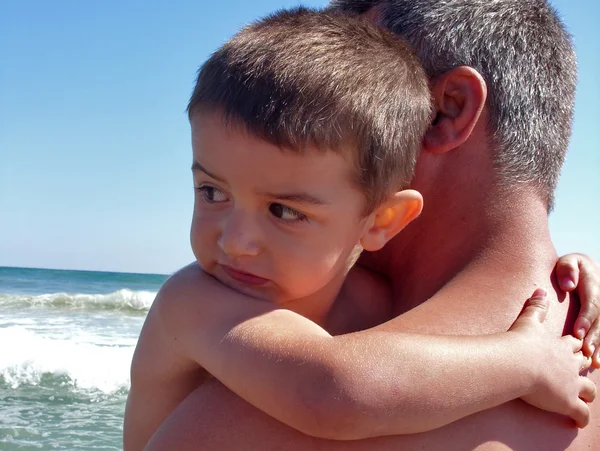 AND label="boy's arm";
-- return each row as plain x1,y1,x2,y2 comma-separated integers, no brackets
160,269,593,440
